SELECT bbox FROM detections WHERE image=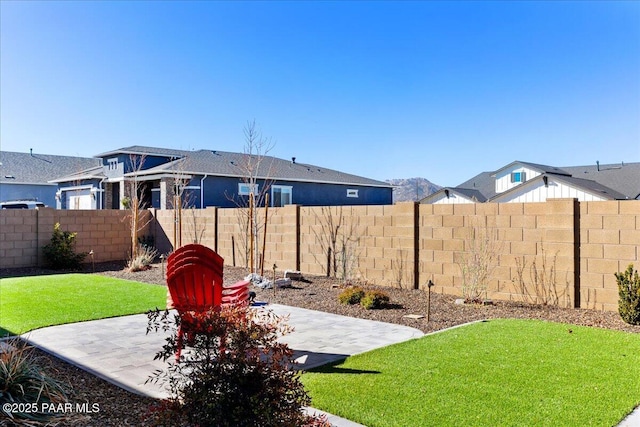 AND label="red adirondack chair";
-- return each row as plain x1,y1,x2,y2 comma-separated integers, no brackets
166,243,250,361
